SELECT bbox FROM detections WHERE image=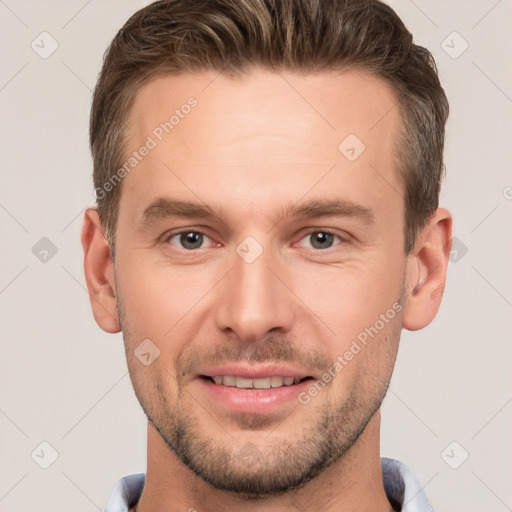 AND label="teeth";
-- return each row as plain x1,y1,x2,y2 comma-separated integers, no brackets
253,378,271,389
222,376,236,387
236,377,253,388
211,376,299,389
270,376,284,388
